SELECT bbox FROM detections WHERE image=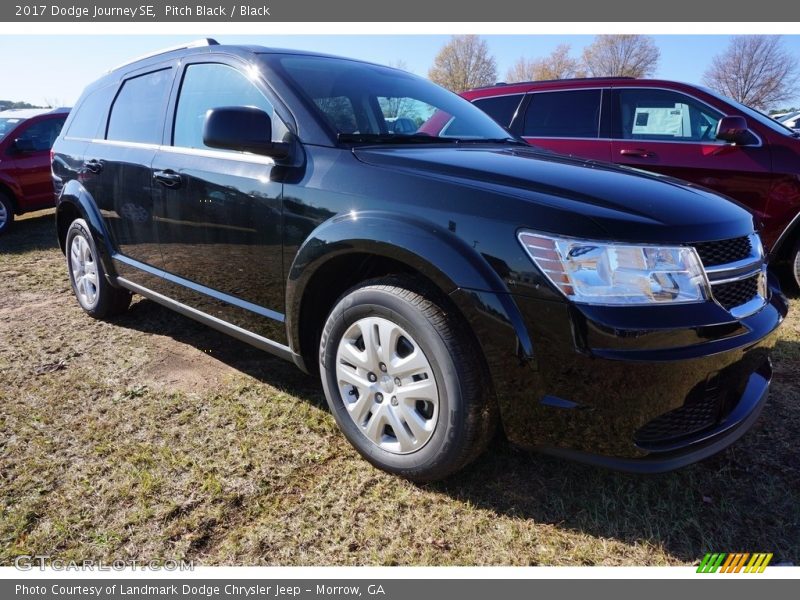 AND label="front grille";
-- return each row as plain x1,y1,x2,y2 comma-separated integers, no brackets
713,274,760,310
694,236,752,267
